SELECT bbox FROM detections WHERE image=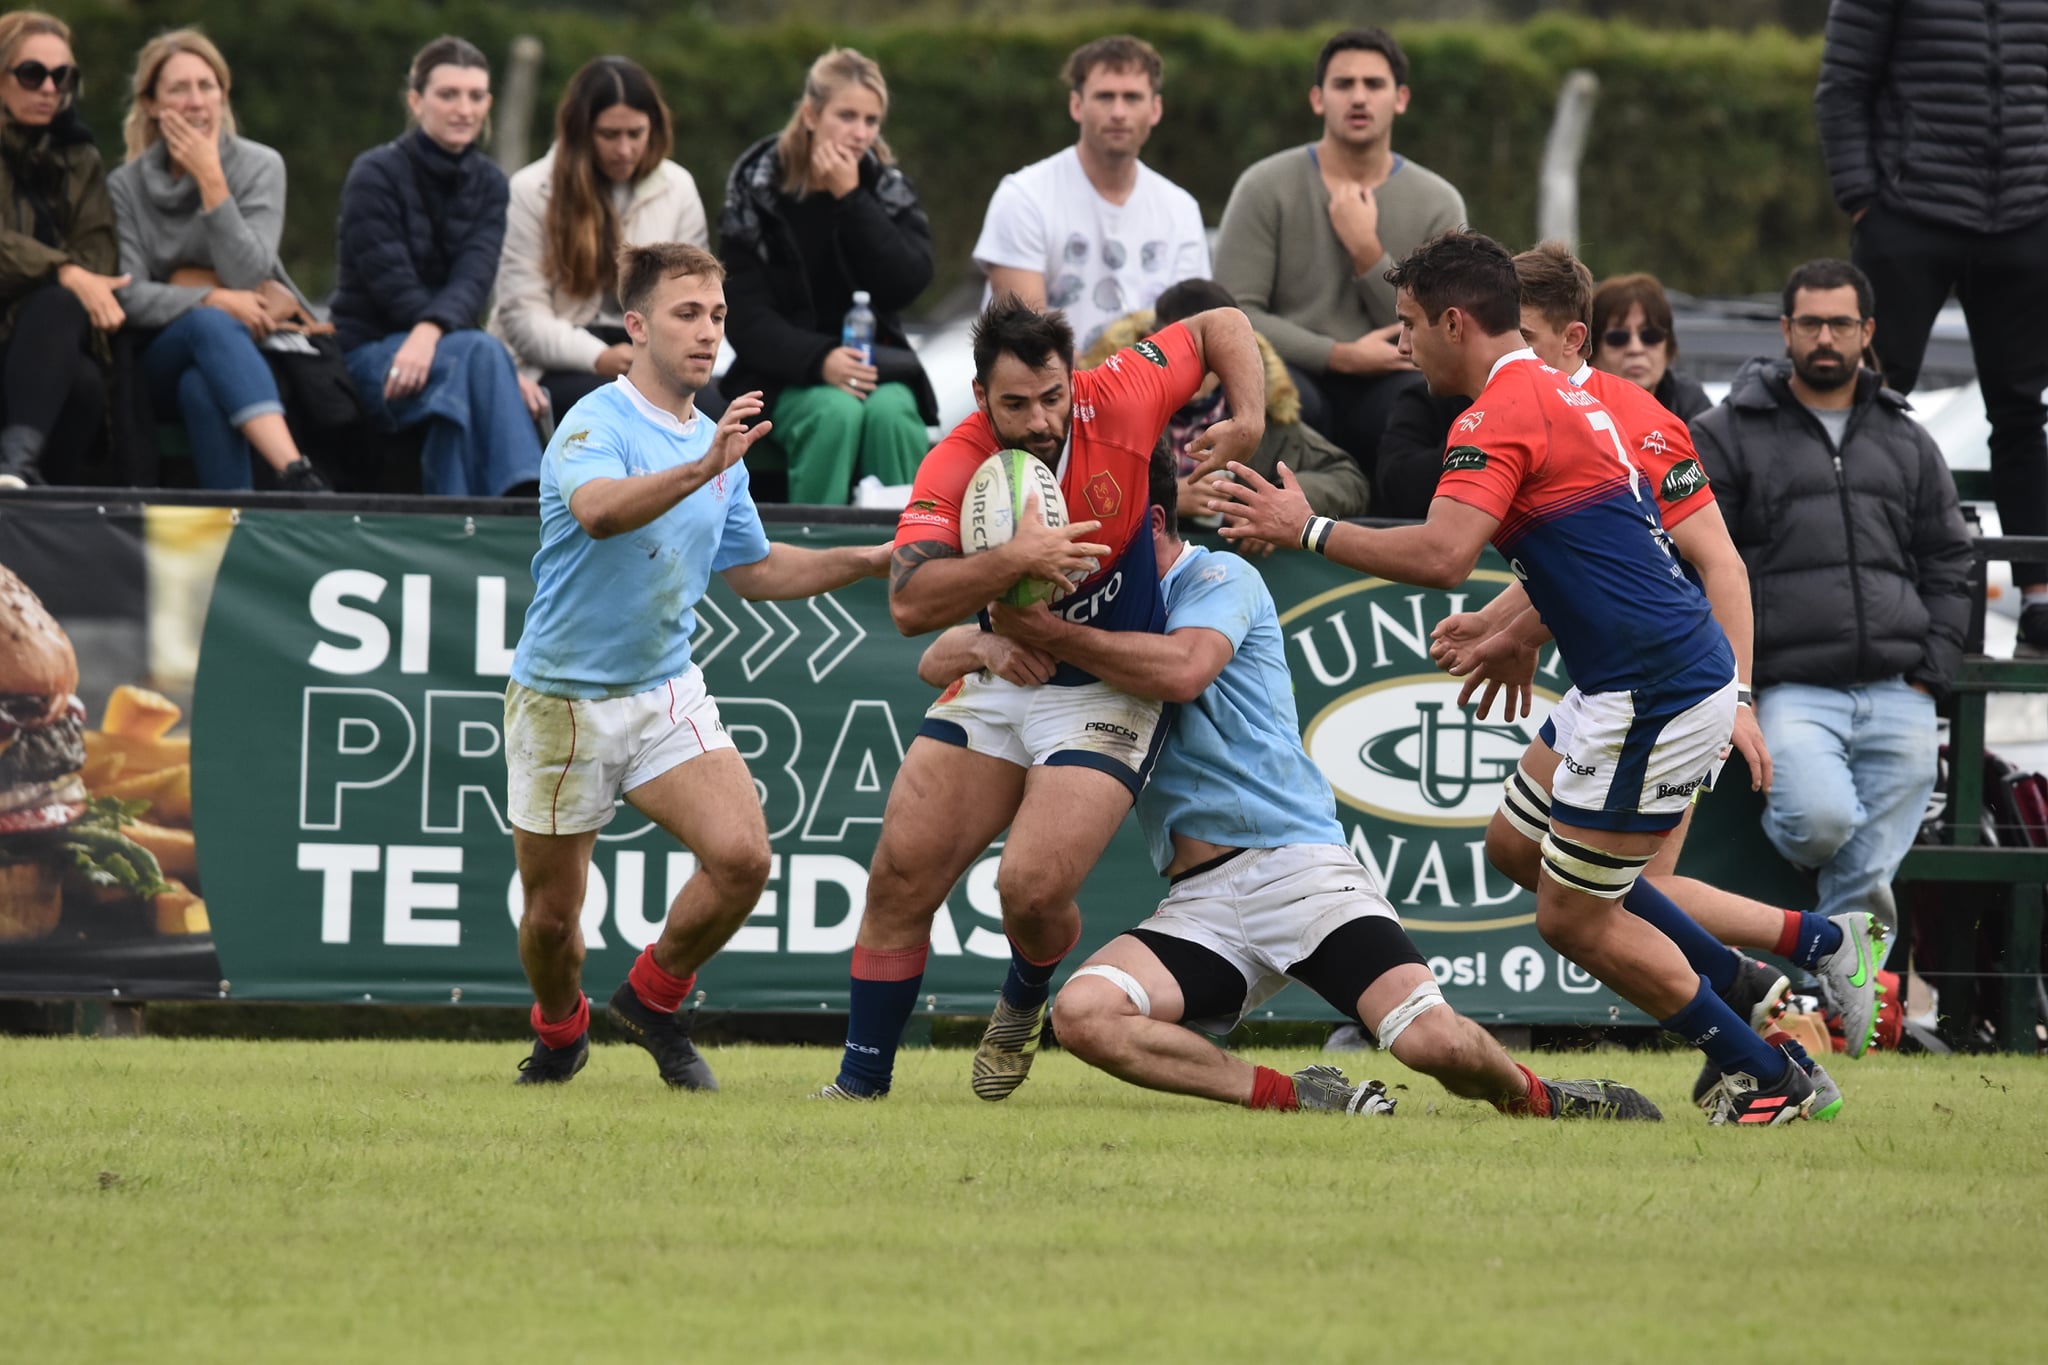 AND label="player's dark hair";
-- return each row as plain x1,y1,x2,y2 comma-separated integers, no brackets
972,294,1075,385
1148,438,1179,540
1315,27,1408,87
1513,241,1594,359
1151,278,1237,329
1781,258,1874,322
1384,231,1521,337
619,242,724,317
1064,34,1163,94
